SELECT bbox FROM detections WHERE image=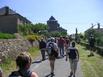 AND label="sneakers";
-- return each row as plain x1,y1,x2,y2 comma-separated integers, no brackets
68,72,73,77
73,75,75,77
68,75,75,77
51,72,55,76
